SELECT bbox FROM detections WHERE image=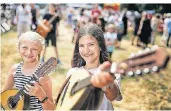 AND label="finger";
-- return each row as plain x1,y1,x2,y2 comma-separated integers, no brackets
24,85,30,91
39,77,44,82
39,76,49,85
103,72,114,82
91,72,108,88
25,84,32,89
33,82,40,88
23,90,29,95
30,81,36,86
98,61,111,72
91,75,101,88
26,83,32,87
39,77,44,85
98,72,114,86
24,85,32,95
